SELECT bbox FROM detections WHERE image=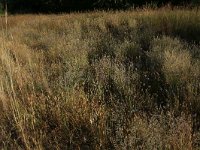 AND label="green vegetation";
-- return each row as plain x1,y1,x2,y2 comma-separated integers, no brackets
0,9,200,149
0,0,199,13
0,3,3,14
